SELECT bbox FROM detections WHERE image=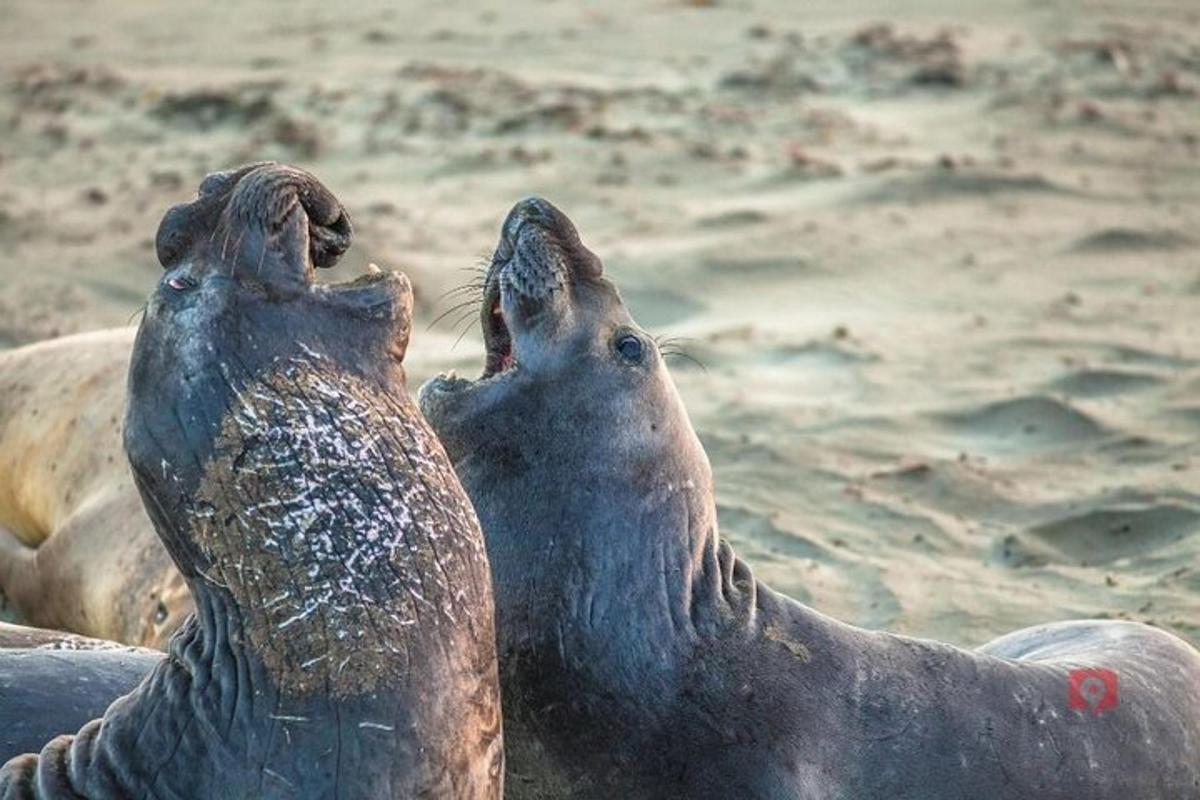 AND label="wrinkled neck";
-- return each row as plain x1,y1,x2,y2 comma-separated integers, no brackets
492,472,735,665
489,470,773,788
